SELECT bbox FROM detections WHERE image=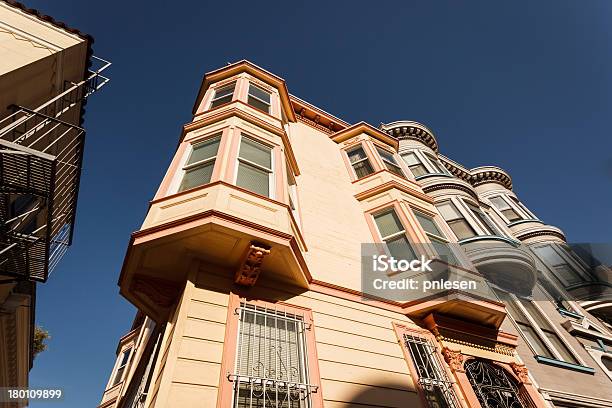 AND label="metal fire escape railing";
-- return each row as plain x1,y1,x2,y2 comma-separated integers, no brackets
0,56,110,282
